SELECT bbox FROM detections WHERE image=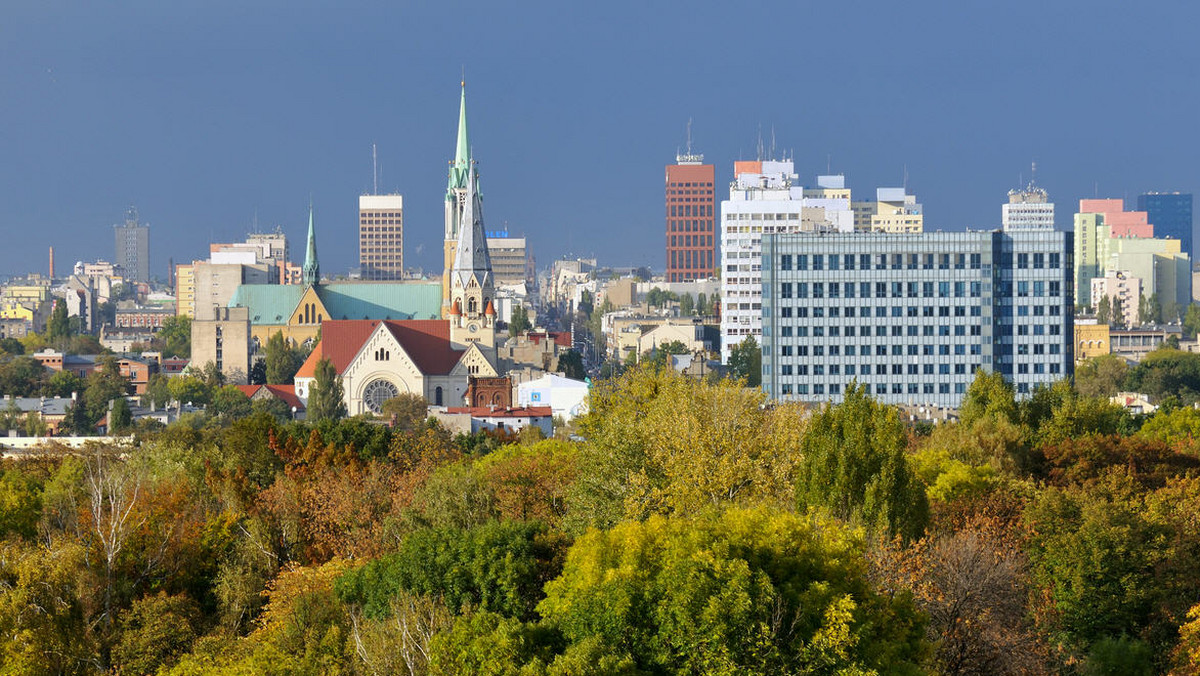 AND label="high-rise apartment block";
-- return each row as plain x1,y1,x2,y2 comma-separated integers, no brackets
359,194,405,280
1003,182,1054,230
665,154,715,283
1138,192,1193,264
719,160,854,361
113,206,150,282
1073,199,1189,310
760,229,1074,407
